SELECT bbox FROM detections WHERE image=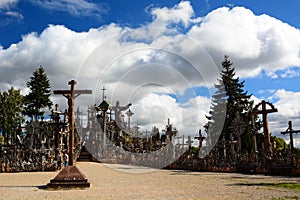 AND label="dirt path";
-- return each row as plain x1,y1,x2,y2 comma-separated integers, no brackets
0,162,299,199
